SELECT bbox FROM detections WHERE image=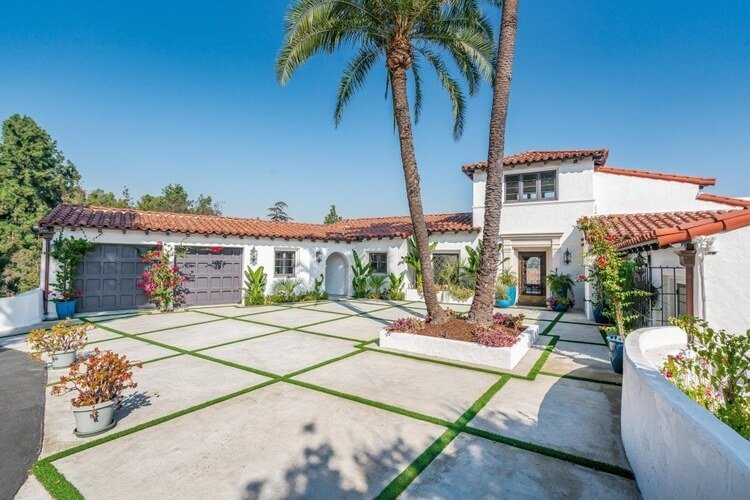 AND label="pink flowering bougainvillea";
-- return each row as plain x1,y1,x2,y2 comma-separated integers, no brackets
209,246,225,254
137,242,189,311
